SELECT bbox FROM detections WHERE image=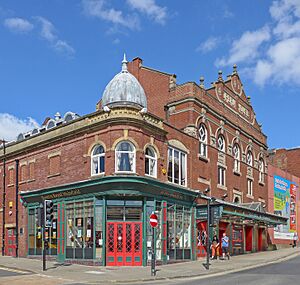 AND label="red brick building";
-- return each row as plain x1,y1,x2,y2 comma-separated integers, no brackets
0,56,285,266
268,147,300,178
